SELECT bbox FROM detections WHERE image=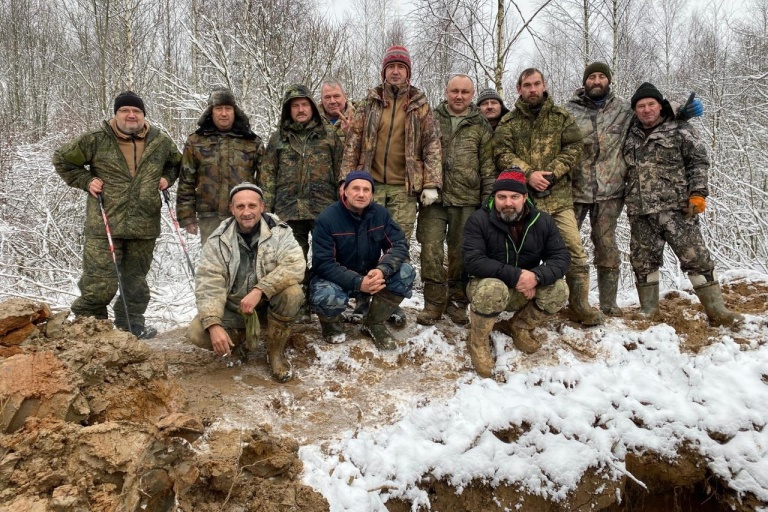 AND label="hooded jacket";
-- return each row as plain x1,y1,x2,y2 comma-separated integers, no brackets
260,86,342,222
